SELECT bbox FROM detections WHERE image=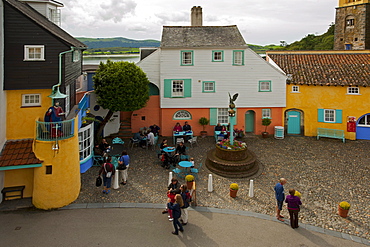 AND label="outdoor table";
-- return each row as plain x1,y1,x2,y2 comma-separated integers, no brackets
179,161,193,174
173,131,193,144
163,147,176,153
